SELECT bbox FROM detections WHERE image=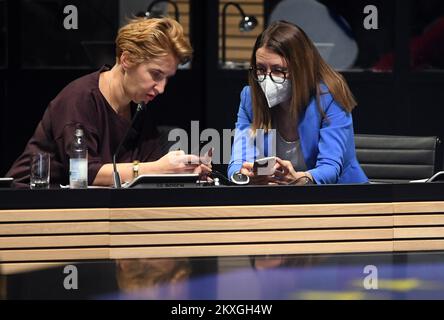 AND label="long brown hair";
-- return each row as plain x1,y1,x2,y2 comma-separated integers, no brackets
249,20,356,133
